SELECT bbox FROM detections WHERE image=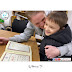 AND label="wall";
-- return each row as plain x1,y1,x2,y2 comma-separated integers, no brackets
67,11,72,30
0,11,72,29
